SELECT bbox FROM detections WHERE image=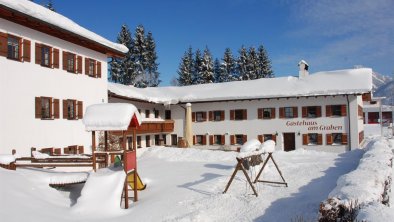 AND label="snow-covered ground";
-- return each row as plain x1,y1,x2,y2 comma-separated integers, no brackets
0,145,367,222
